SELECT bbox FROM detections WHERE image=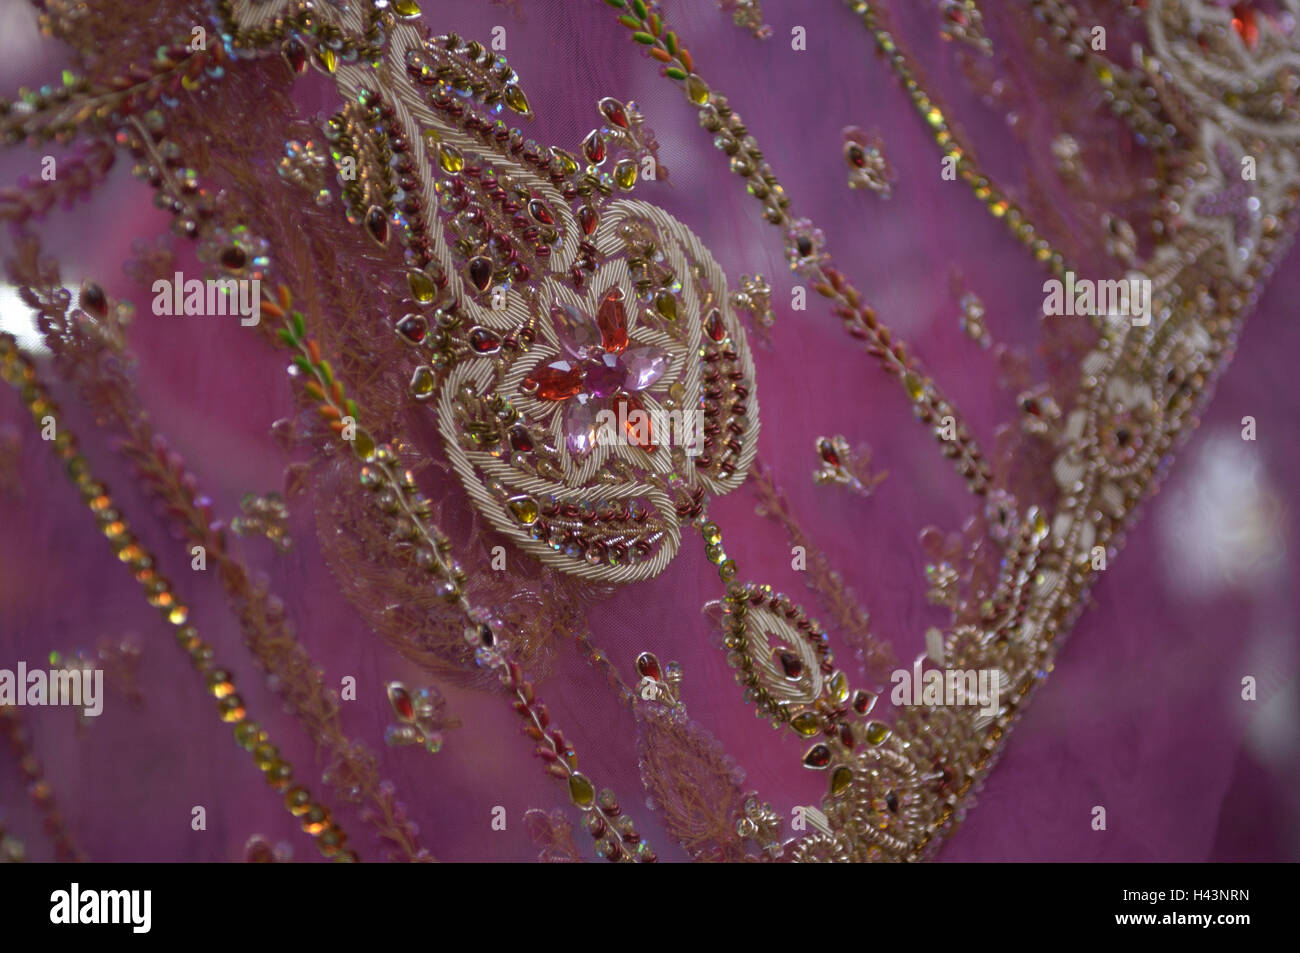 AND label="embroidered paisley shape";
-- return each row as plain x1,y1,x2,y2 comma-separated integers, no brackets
227,3,759,582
